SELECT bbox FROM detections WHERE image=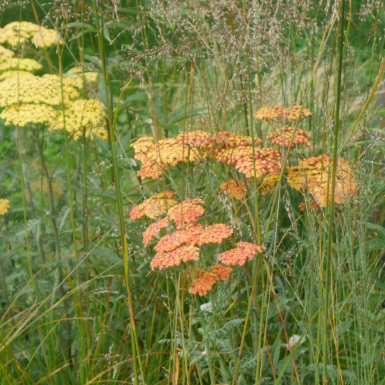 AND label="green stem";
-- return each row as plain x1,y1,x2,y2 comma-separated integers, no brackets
323,1,345,383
